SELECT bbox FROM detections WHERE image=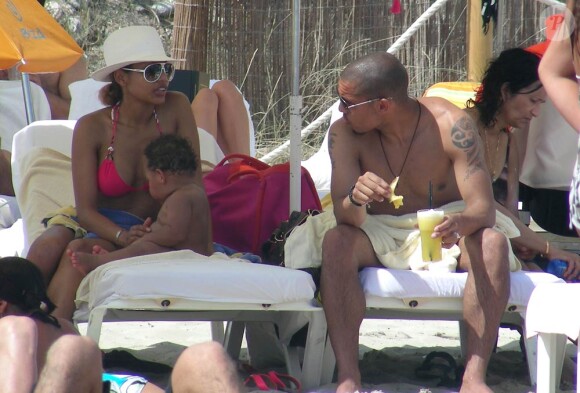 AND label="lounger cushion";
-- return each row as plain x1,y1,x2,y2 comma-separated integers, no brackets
0,80,51,151
0,195,20,228
75,250,316,320
361,268,563,308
